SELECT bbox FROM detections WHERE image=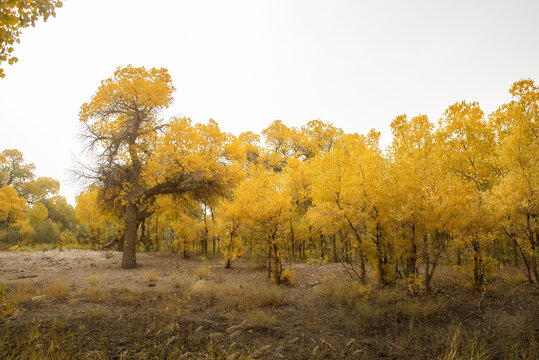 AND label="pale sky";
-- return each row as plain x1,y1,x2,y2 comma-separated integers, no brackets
1,0,538,204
